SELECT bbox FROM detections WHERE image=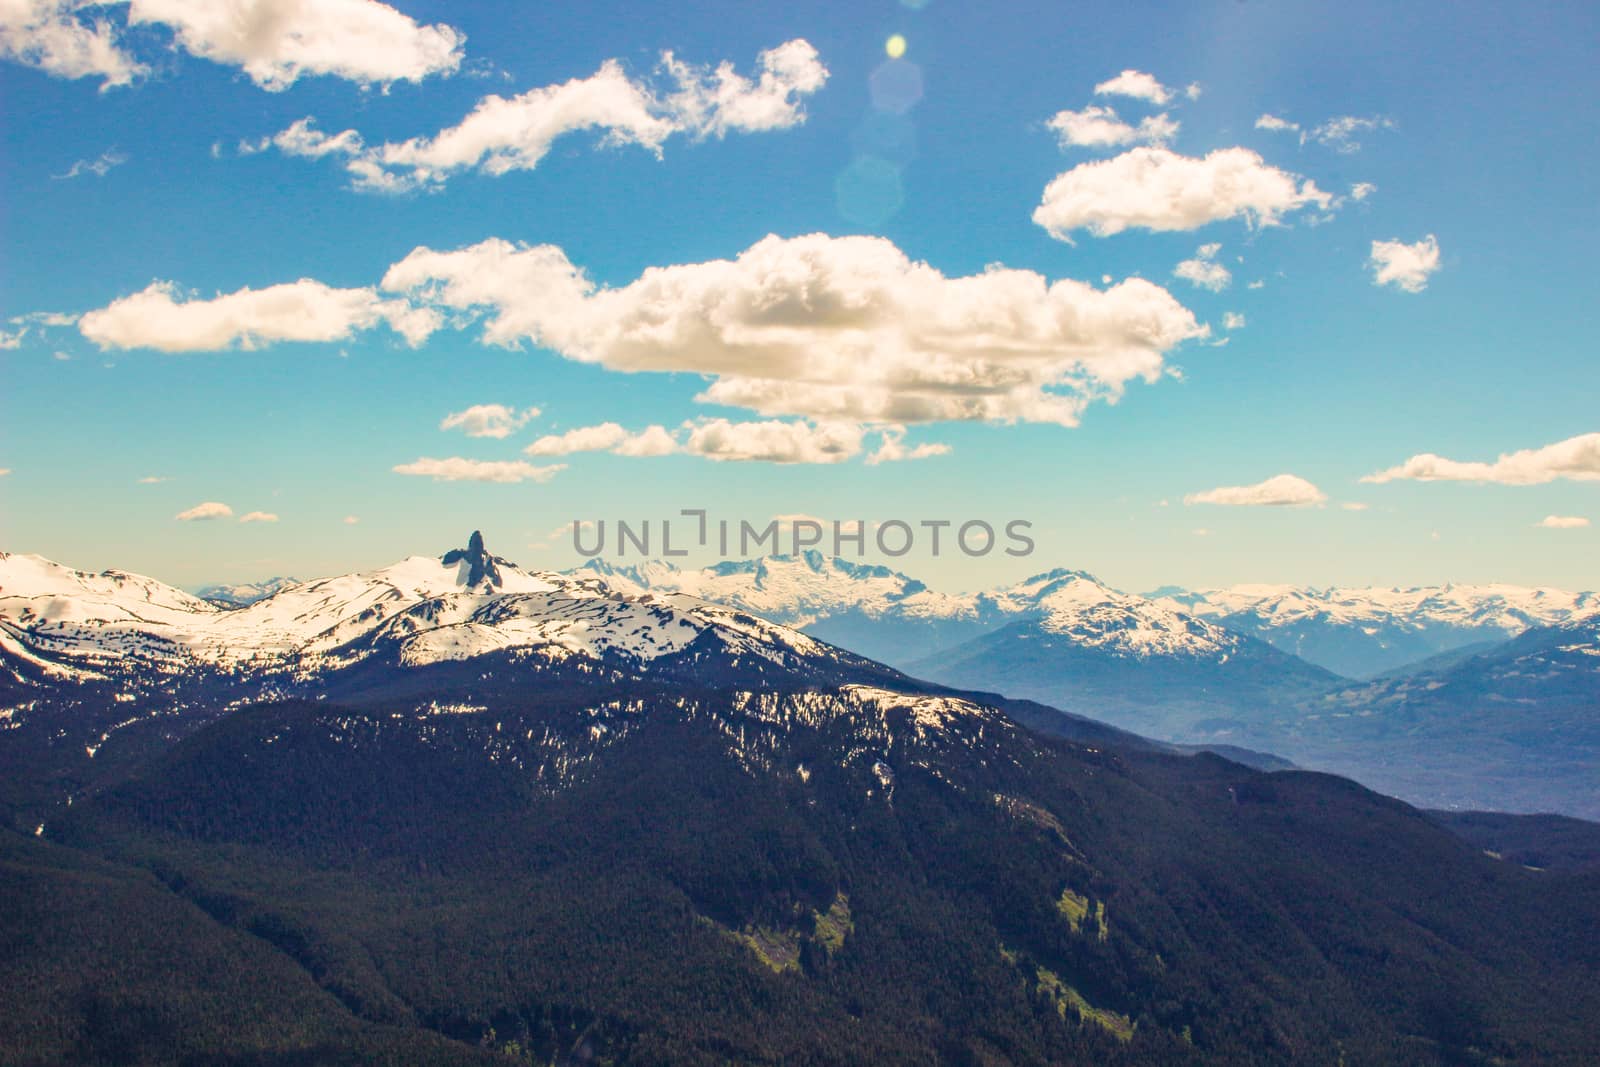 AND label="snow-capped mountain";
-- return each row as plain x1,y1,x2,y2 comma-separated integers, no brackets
197,576,300,607
1152,583,1600,678
575,557,1249,668
577,554,1596,680
0,535,895,693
